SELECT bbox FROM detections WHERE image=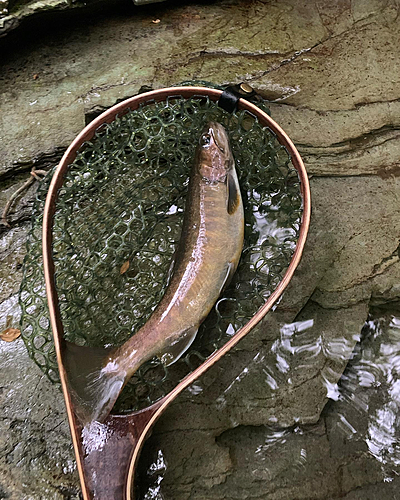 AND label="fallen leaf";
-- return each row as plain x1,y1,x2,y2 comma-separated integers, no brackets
152,19,161,24
120,260,130,274
0,328,21,342
33,73,39,80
